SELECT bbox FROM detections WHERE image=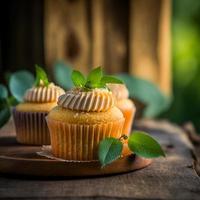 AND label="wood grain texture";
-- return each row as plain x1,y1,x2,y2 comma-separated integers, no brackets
44,0,90,74
130,0,161,83
1,1,171,94
91,0,105,68
158,0,171,95
44,0,171,95
0,120,199,199
104,0,129,74
130,0,171,95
